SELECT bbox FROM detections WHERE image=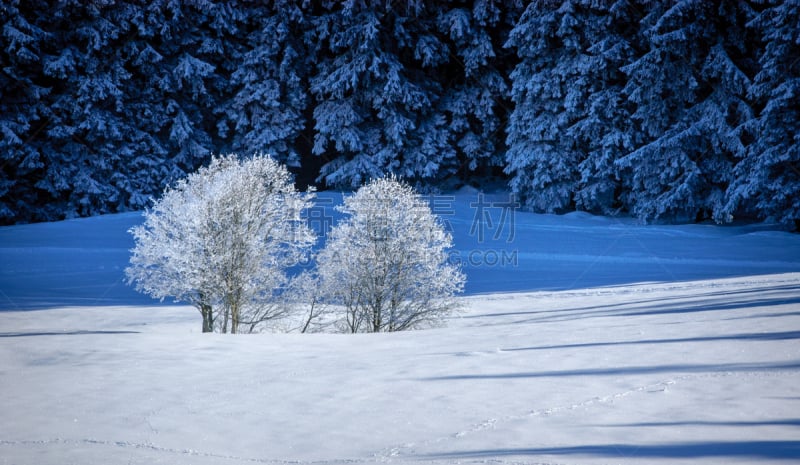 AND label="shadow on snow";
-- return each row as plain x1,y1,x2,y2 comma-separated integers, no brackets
0,330,141,338
463,284,800,325
501,330,800,352
423,441,800,461
421,361,800,381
